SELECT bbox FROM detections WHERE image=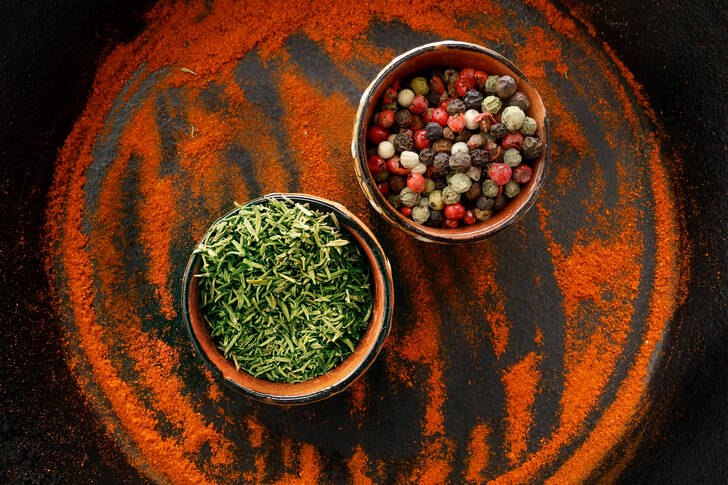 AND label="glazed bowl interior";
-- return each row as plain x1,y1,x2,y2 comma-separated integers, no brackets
353,41,550,243
181,193,393,405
